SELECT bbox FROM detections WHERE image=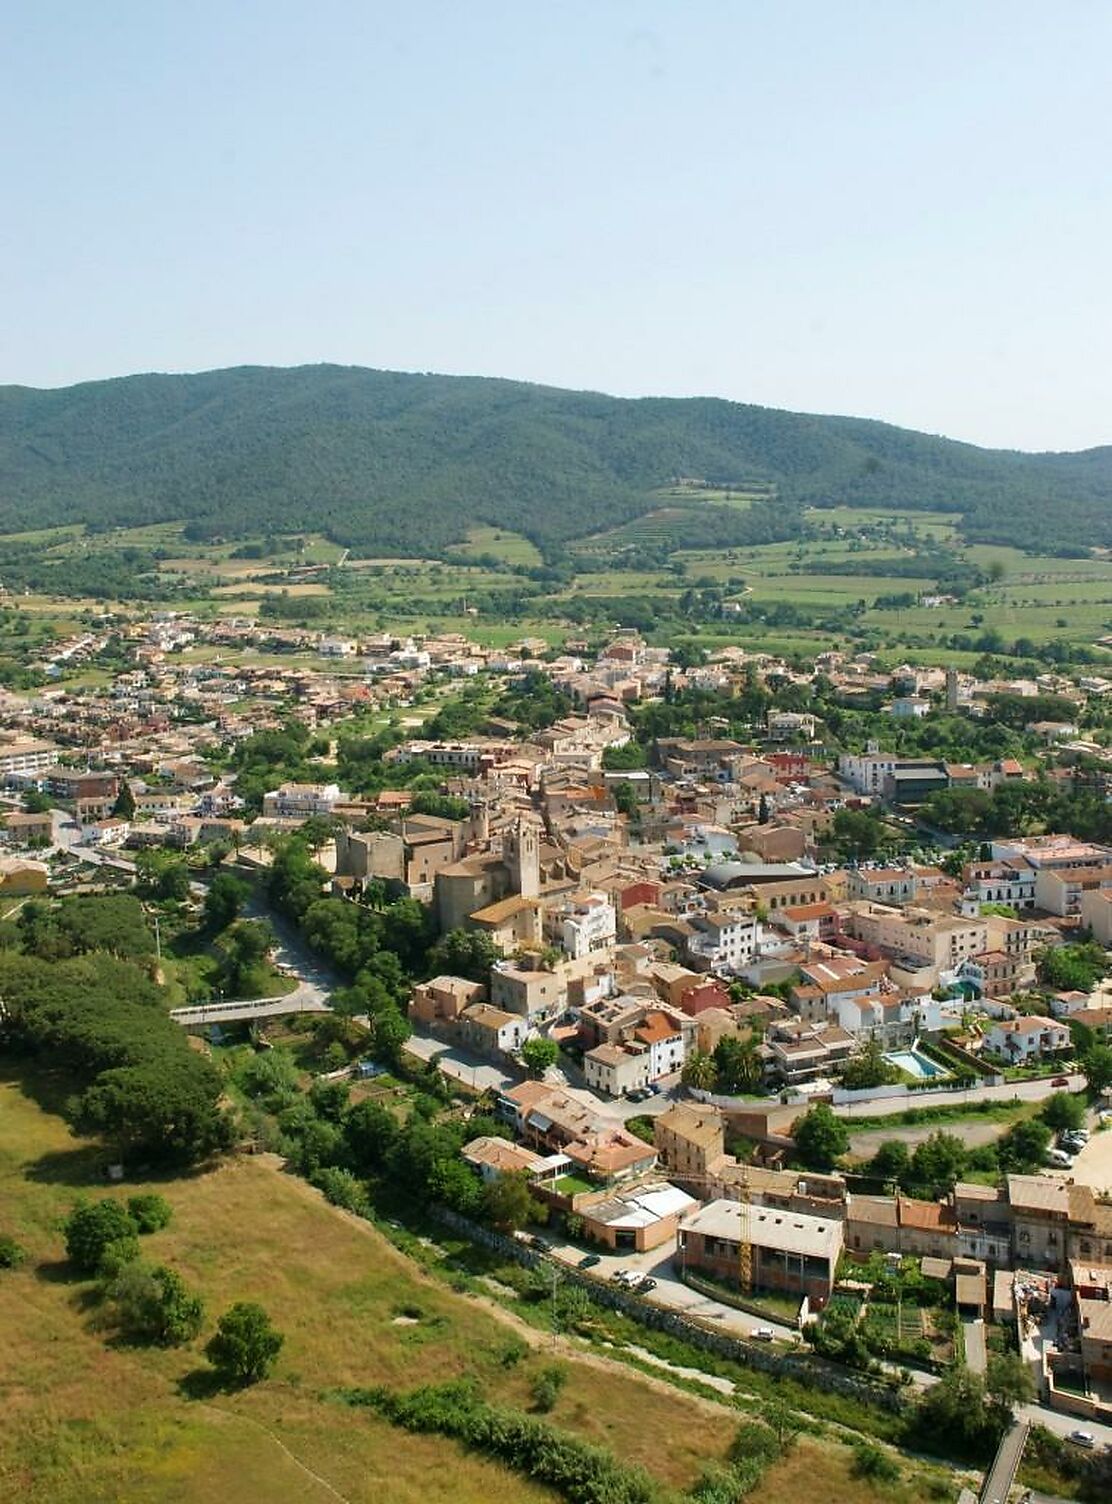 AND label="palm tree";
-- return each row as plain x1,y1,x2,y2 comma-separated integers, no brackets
682,1050,718,1092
